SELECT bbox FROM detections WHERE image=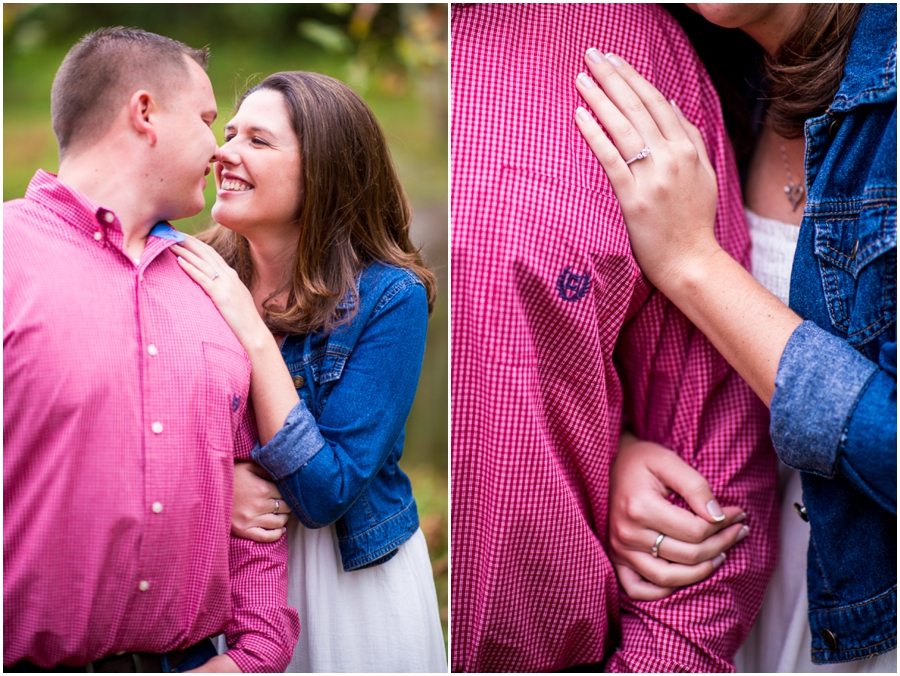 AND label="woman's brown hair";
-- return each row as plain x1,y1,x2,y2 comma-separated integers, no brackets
766,3,864,139
200,71,437,335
